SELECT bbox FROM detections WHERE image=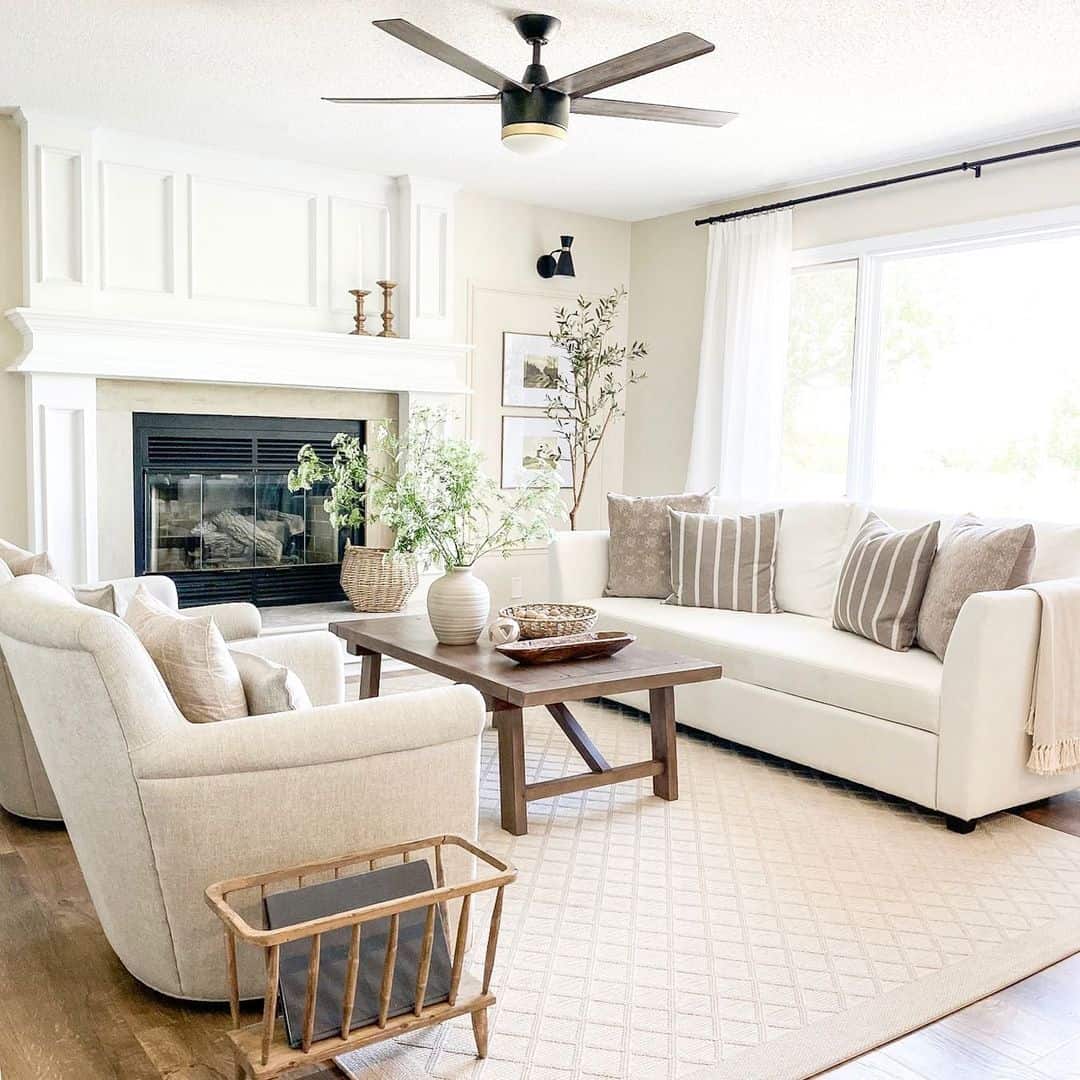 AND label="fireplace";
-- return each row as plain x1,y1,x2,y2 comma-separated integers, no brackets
133,413,363,608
